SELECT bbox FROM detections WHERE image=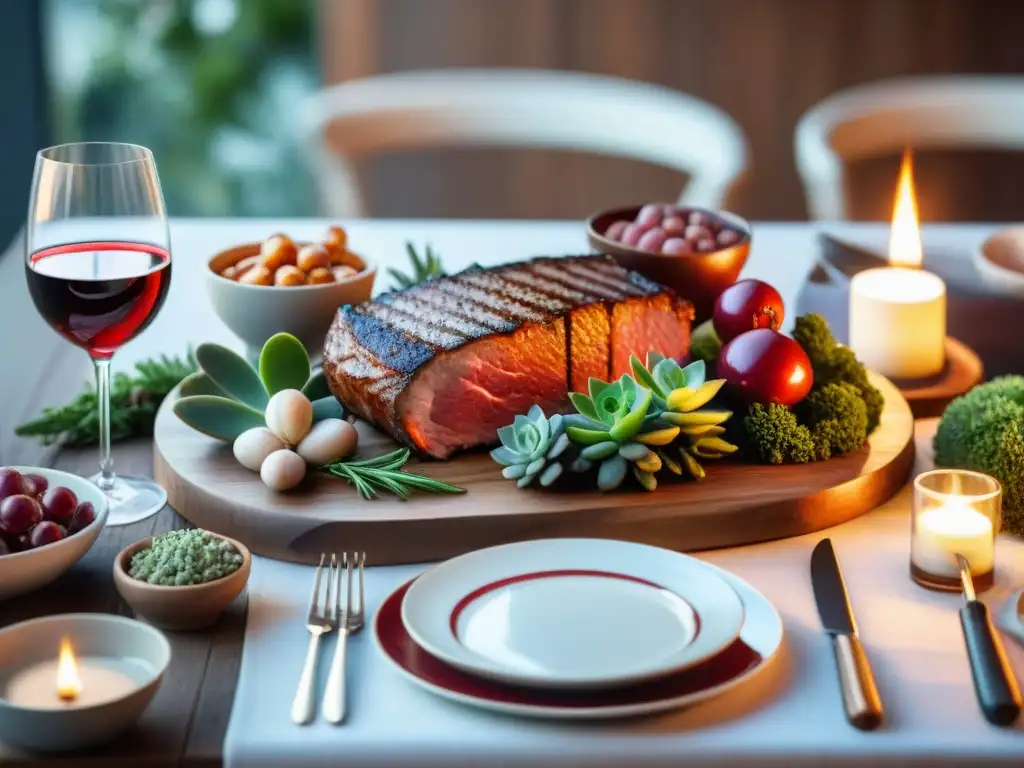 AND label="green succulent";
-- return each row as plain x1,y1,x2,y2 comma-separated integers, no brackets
630,354,736,481
173,333,344,441
562,374,674,491
491,406,571,488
